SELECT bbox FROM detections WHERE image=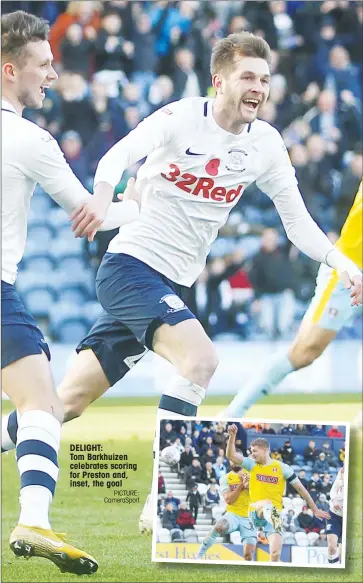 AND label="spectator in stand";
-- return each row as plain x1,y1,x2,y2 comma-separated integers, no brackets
304,440,318,464
317,493,330,514
201,461,217,485
148,74,174,112
187,484,202,521
325,45,361,103
60,22,95,77
164,490,180,511
179,444,194,474
319,442,339,468
314,530,328,547
198,425,214,448
201,447,217,468
295,424,309,436
191,430,201,455
58,72,92,143
158,470,166,495
160,422,177,450
131,11,157,92
94,11,133,95
283,509,305,534
313,453,330,476
171,47,202,100
61,131,90,188
205,484,220,510
213,456,228,483
213,423,228,450
185,458,202,490
176,503,195,531
280,424,295,436
177,425,187,446
320,473,333,495
271,448,282,461
279,440,295,465
297,469,309,490
309,472,322,500
312,424,326,436
217,448,230,468
328,425,344,438
261,423,276,435
227,422,247,454
201,436,218,457
249,228,296,340
162,502,178,530
119,82,150,118
298,506,320,533
49,0,101,64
